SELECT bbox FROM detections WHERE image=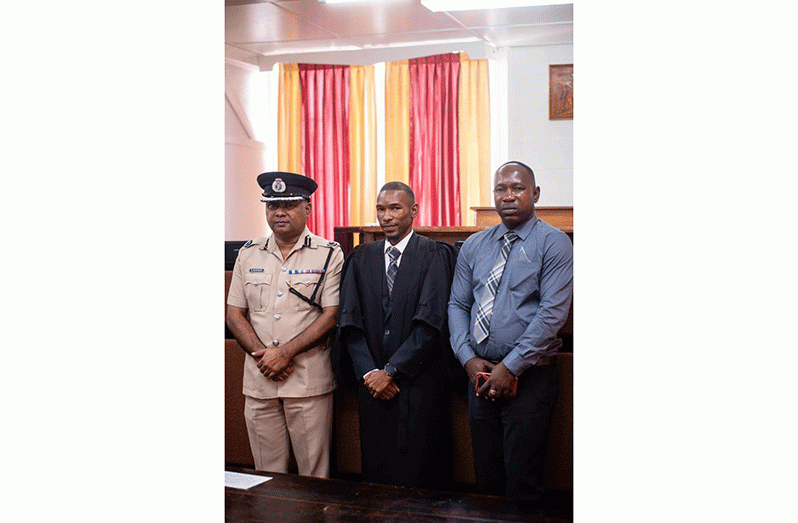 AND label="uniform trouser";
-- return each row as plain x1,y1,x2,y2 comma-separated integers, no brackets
244,391,334,478
468,364,559,500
